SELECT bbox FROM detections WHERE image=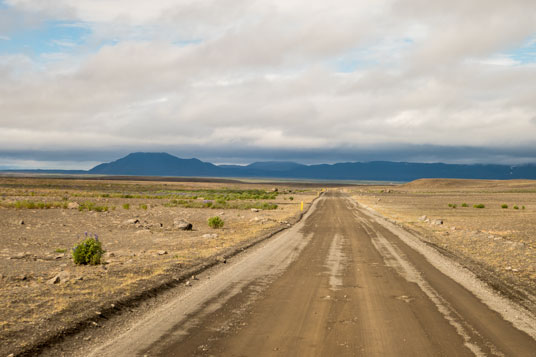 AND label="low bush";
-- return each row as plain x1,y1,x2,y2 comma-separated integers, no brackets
473,204,485,209
522,205,526,210
122,203,130,210
208,216,224,229
513,205,519,210
461,203,468,207
501,204,508,209
78,202,108,212
140,204,148,210
289,196,294,201
72,234,104,265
